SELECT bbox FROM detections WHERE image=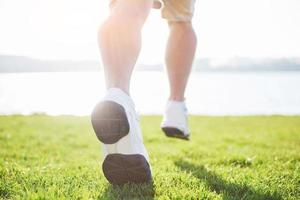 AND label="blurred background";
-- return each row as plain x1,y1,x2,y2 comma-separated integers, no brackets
0,0,299,115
